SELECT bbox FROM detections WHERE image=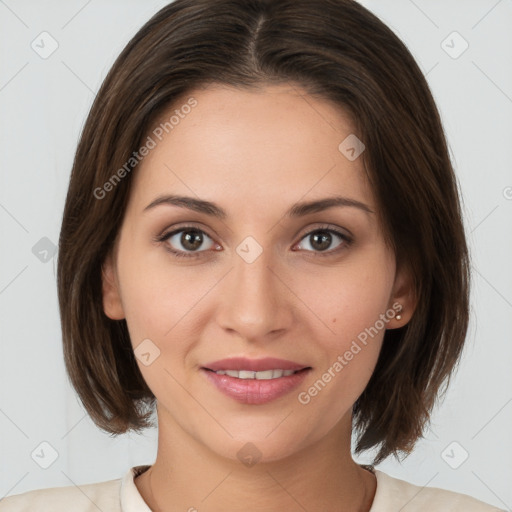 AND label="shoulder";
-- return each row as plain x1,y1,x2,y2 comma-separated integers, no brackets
0,477,122,512
372,470,505,512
